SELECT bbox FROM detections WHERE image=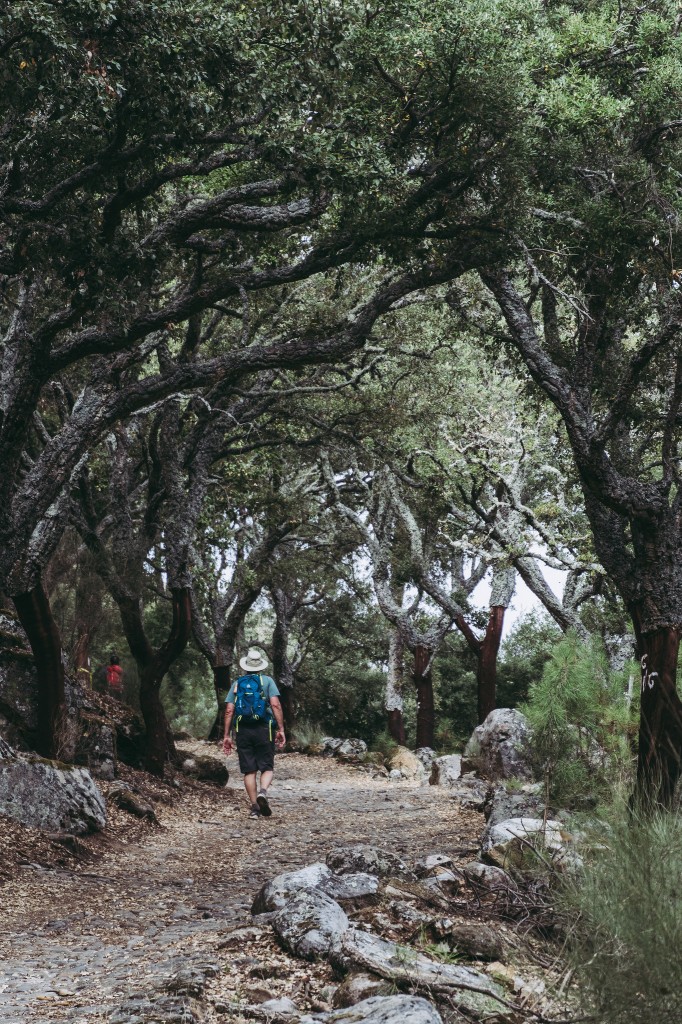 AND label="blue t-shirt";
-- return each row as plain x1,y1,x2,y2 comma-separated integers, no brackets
225,674,280,704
